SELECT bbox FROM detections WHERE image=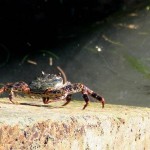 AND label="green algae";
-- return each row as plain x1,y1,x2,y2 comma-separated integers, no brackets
124,53,150,77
